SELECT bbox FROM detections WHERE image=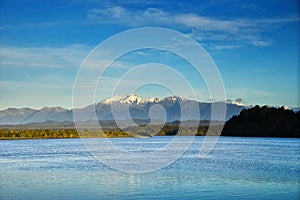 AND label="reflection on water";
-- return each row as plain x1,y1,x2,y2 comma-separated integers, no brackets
0,137,299,199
